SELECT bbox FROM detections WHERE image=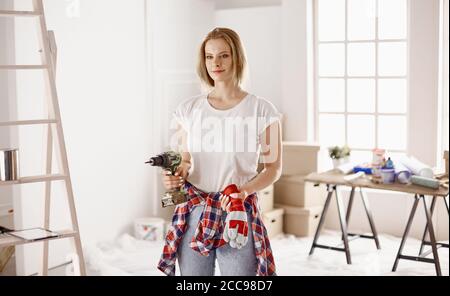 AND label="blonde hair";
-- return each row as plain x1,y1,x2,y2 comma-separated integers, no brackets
197,27,247,88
